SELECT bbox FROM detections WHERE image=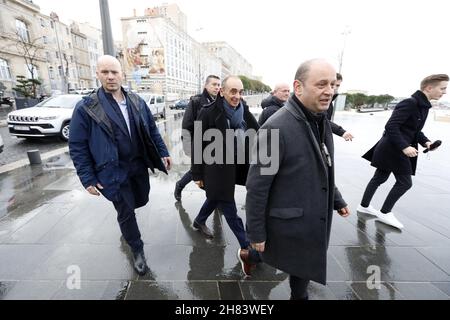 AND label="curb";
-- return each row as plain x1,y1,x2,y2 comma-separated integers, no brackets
0,146,69,175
